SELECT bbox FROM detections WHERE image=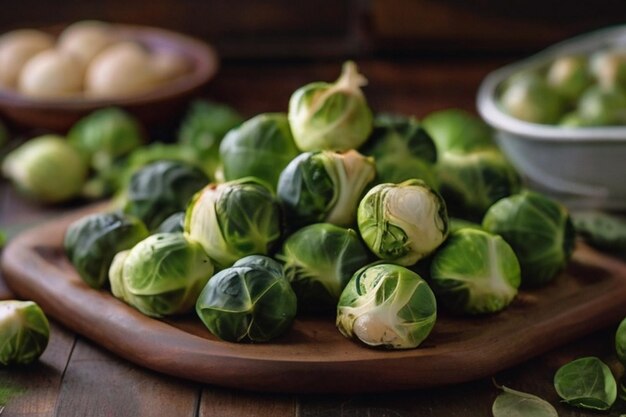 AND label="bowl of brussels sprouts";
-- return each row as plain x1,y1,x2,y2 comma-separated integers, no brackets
477,25,626,210
0,21,219,130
